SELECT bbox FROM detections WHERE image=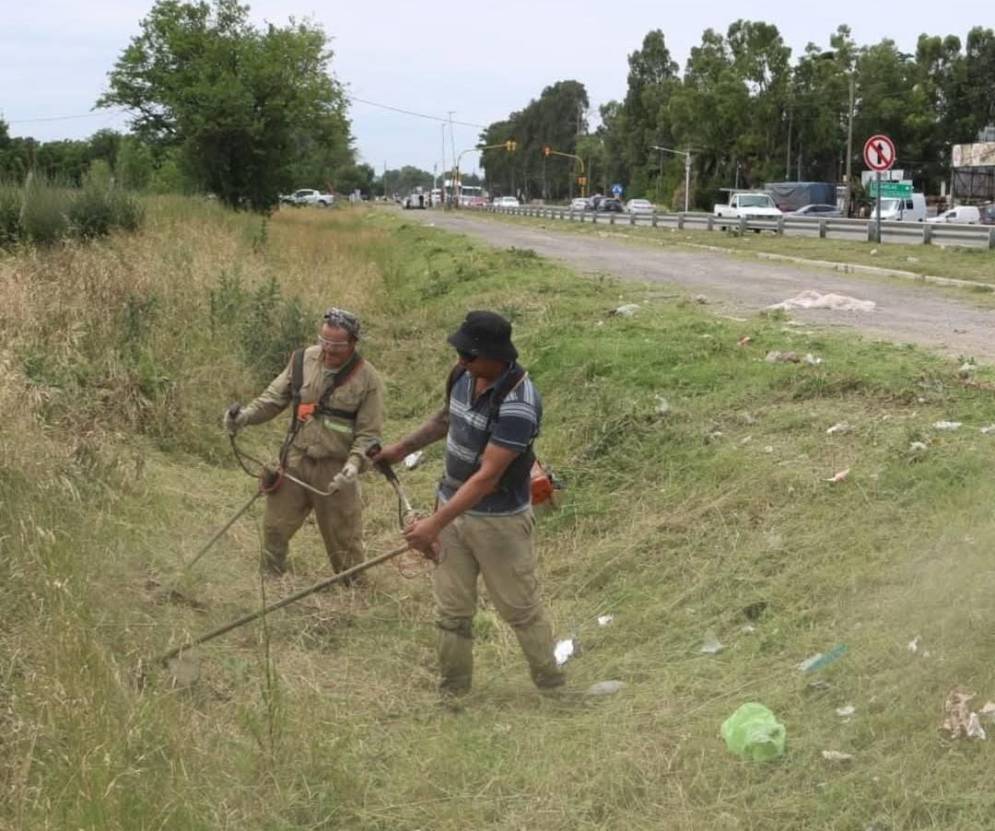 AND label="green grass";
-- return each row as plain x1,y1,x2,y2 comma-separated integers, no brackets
477,209,995,286
4,202,995,829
